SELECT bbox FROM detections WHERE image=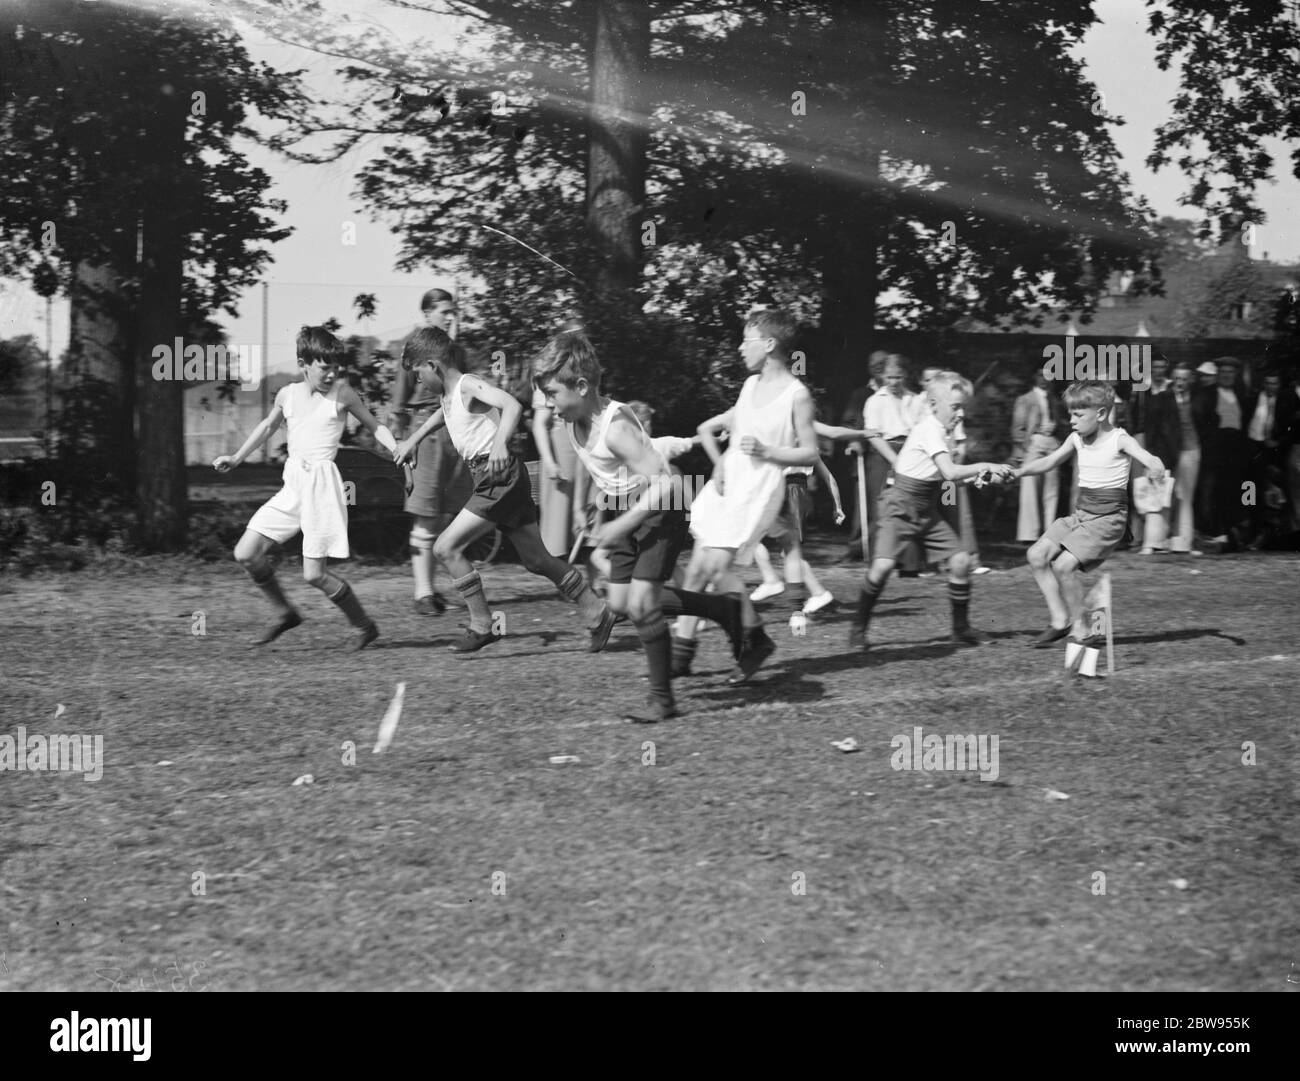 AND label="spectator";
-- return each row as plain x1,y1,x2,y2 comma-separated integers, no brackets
1136,362,1180,553
1245,370,1284,547
1200,356,1251,548
863,354,923,571
1280,371,1300,543
1128,356,1172,548
1166,363,1204,553
1196,359,1219,390
1012,362,1067,542
841,349,889,560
